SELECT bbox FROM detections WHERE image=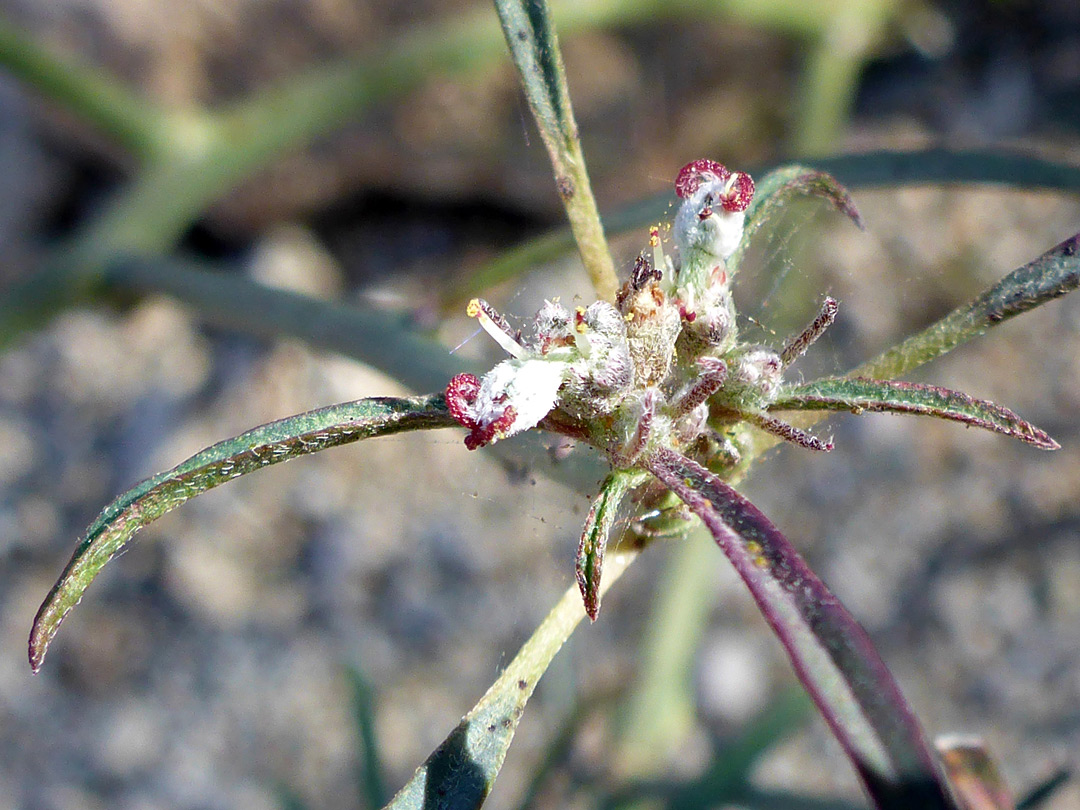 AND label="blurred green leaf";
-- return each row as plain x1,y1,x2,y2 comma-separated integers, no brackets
1015,768,1071,810
346,663,389,810
607,688,813,809
668,688,812,810
0,15,182,159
